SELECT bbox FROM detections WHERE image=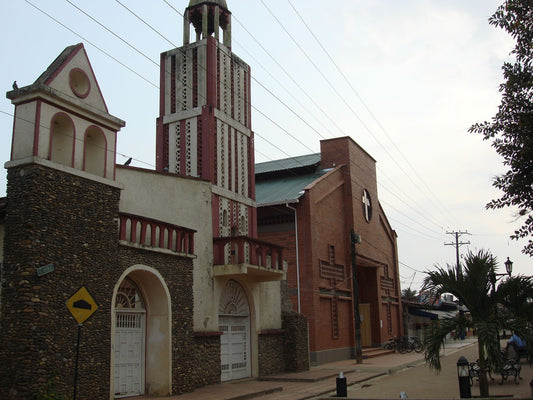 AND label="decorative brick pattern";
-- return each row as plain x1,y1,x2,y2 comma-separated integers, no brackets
171,55,176,114
192,48,198,108
257,136,403,356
